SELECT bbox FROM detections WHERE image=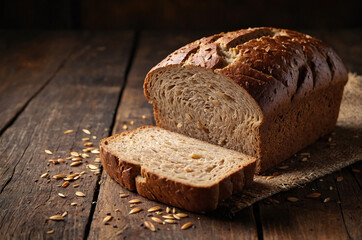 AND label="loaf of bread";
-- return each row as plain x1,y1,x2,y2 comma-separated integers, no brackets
144,27,348,173
100,126,256,213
